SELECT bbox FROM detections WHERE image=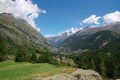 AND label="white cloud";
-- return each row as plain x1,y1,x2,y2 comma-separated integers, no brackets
103,11,120,23
82,15,101,25
0,0,46,31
